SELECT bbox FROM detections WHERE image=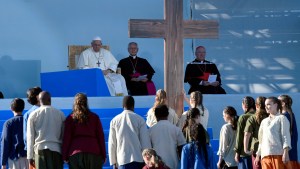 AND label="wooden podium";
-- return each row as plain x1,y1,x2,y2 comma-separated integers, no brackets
40,68,110,97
